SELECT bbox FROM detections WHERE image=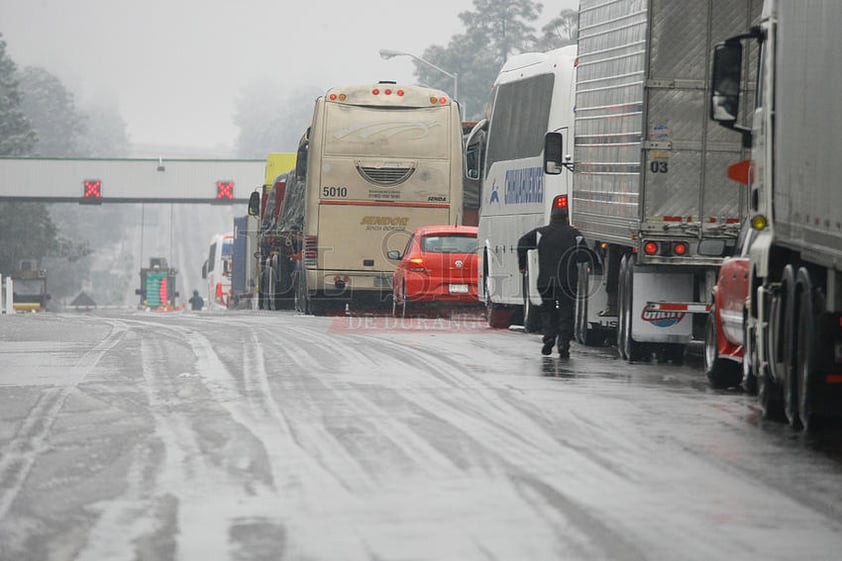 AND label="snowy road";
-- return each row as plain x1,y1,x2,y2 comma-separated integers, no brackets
2,310,842,560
